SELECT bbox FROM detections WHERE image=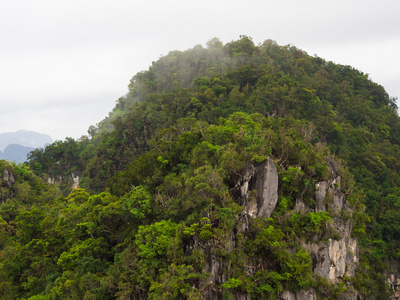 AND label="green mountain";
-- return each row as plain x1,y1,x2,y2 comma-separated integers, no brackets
0,36,399,299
